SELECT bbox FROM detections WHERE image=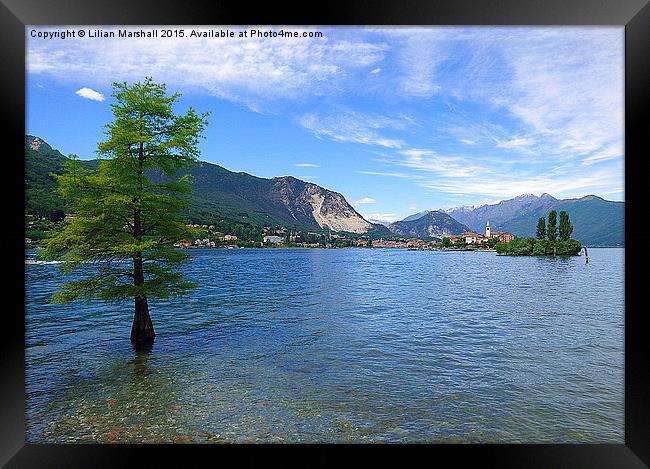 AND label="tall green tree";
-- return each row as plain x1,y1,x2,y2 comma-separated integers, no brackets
559,210,574,241
547,210,558,241
43,78,209,345
535,217,546,240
